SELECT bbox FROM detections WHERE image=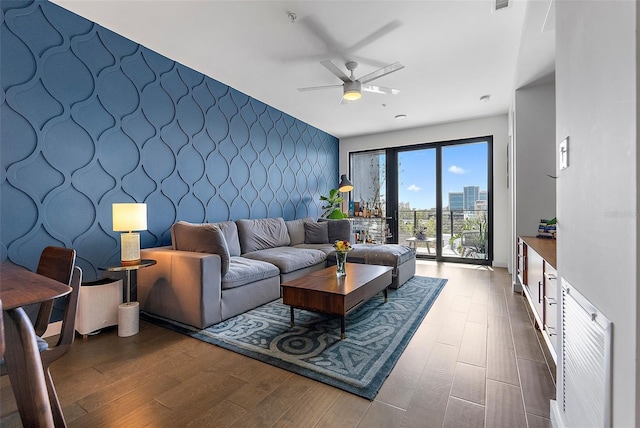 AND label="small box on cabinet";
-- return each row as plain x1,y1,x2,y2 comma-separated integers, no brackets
76,278,123,337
